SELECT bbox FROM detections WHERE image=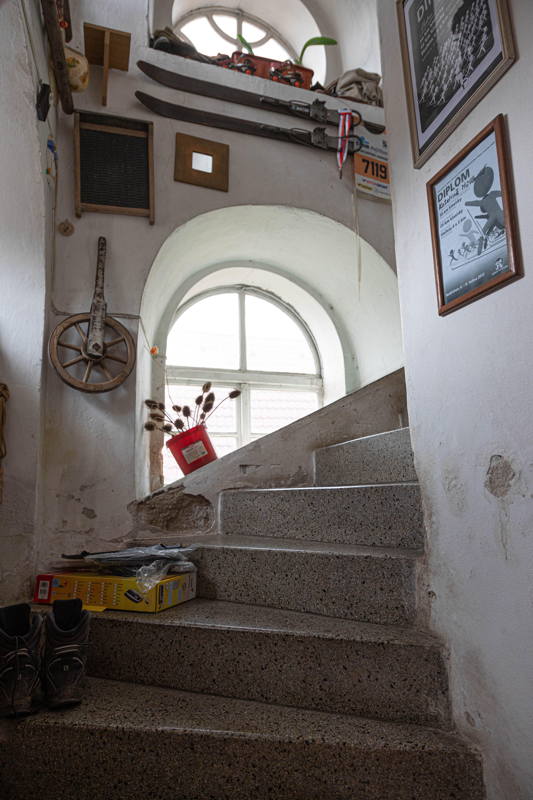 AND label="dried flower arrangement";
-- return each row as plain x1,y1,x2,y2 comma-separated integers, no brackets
144,382,241,436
